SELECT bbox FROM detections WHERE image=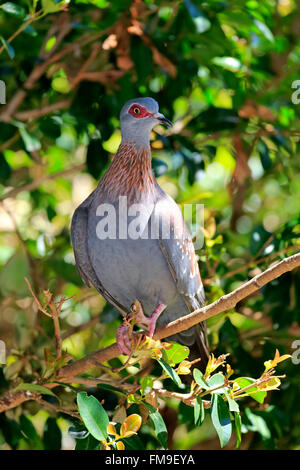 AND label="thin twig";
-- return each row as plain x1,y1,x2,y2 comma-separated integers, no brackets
156,389,210,409
15,99,72,121
44,290,62,359
24,277,52,317
222,244,300,280
0,163,85,201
